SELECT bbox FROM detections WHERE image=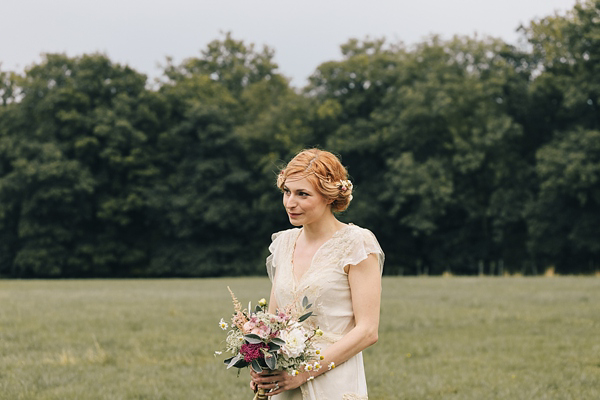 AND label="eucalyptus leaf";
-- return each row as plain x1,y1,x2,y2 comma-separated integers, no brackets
257,357,268,368
302,296,308,308
255,305,262,313
226,354,243,369
265,353,277,370
268,342,281,351
251,359,262,373
271,337,285,346
298,311,313,323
